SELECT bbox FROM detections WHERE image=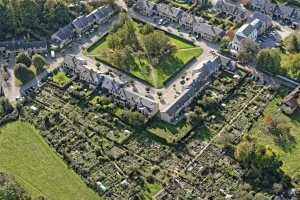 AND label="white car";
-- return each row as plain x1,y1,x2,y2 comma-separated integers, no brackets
158,19,164,25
